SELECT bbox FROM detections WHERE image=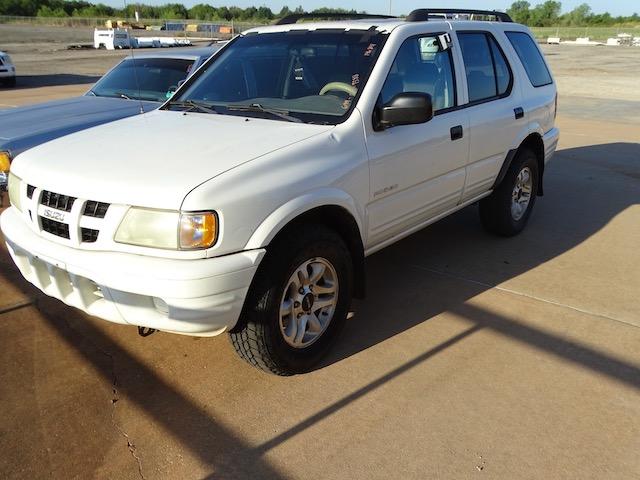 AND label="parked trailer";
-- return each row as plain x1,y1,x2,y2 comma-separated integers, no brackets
94,28,131,50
